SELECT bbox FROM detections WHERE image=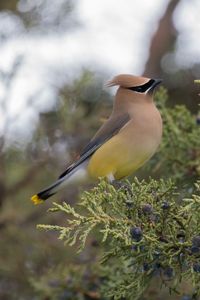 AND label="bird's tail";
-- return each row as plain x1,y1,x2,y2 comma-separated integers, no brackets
31,176,68,205
31,164,88,205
